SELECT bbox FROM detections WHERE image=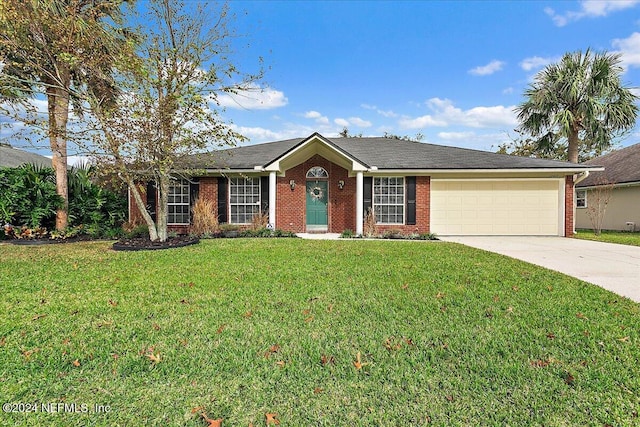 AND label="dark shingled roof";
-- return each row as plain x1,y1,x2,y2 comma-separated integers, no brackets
0,144,50,168
184,135,595,171
577,143,640,187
